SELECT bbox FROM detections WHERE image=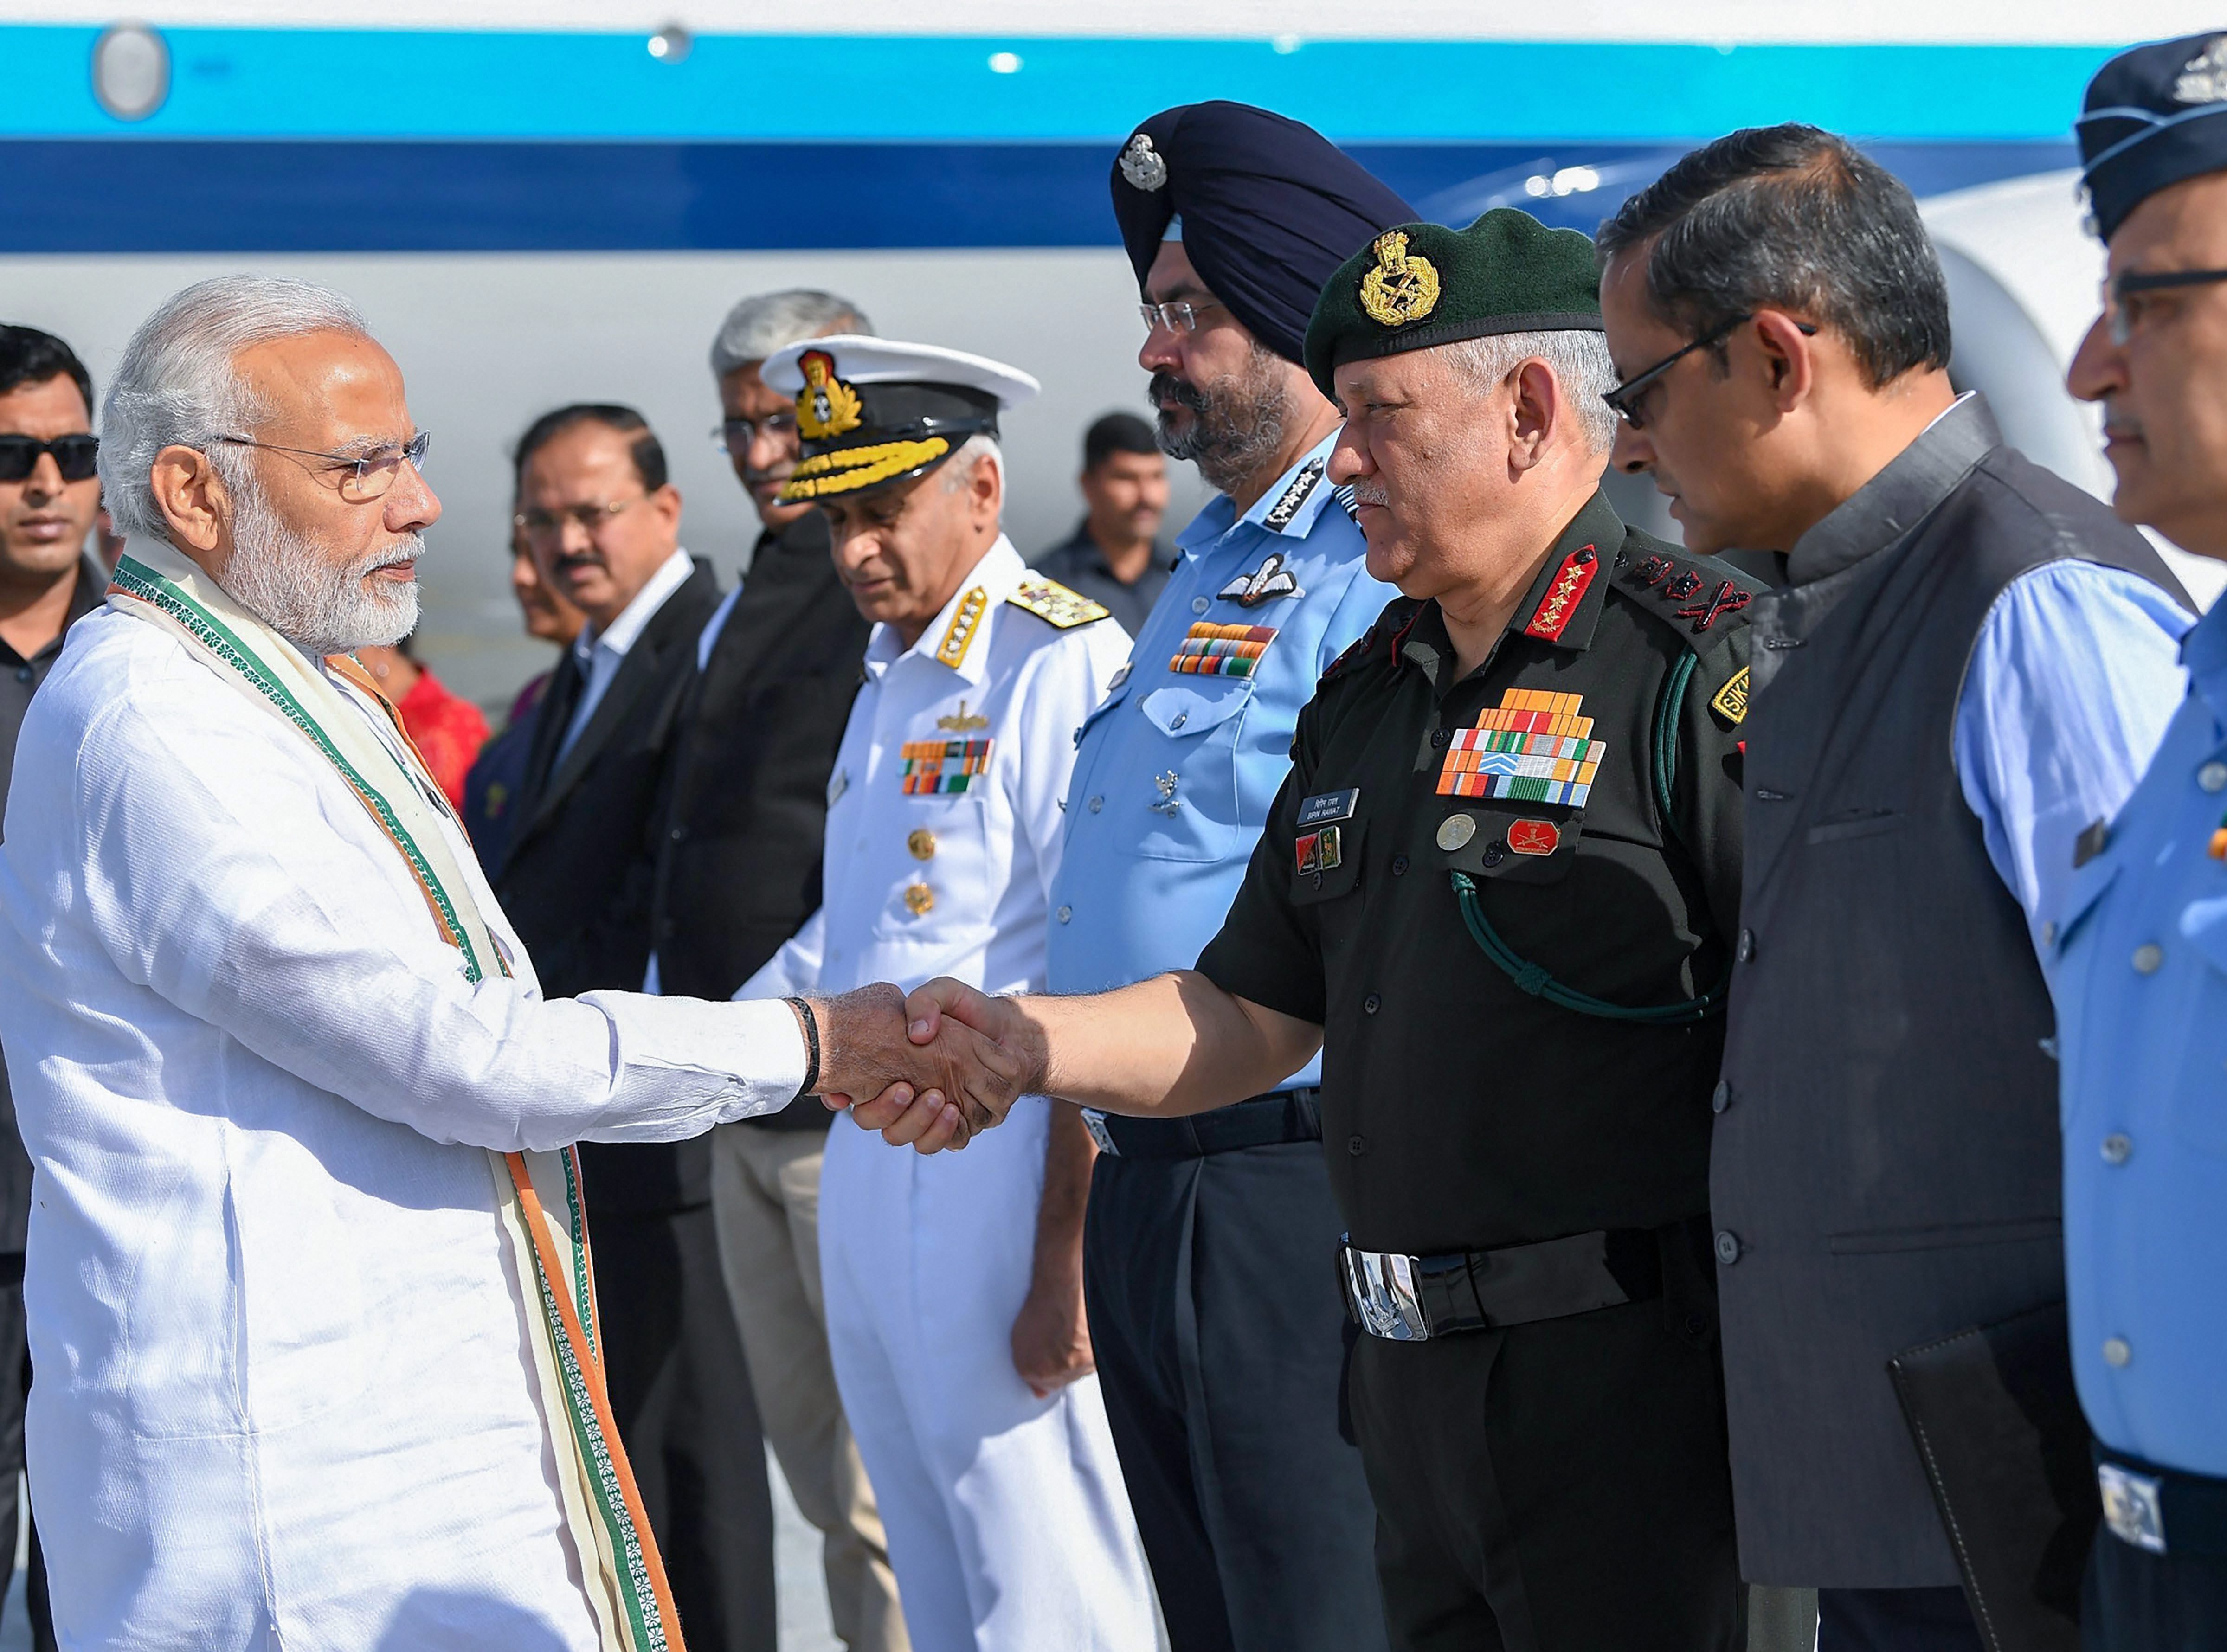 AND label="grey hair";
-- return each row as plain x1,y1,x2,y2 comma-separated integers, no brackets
708,289,874,378
100,275,370,542
1440,330,1619,456
939,433,1003,496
